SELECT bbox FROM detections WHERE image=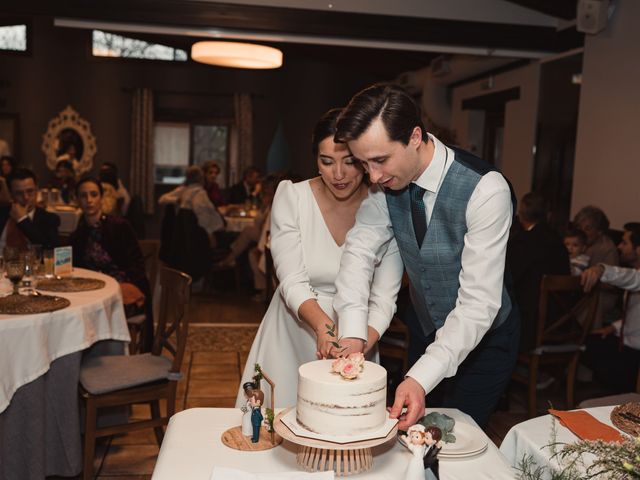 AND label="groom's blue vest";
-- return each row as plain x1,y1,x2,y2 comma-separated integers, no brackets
386,147,514,336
